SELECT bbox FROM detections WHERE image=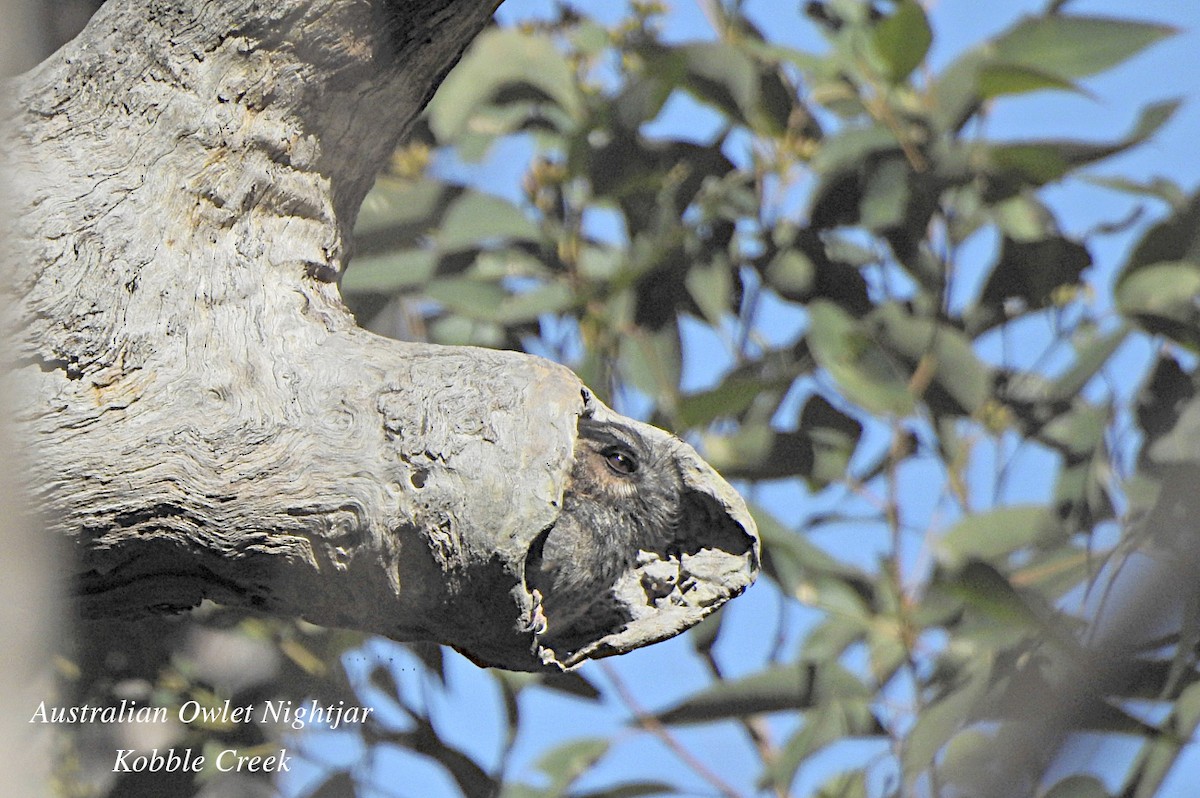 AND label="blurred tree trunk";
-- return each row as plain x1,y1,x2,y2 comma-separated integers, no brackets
2,3,58,795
